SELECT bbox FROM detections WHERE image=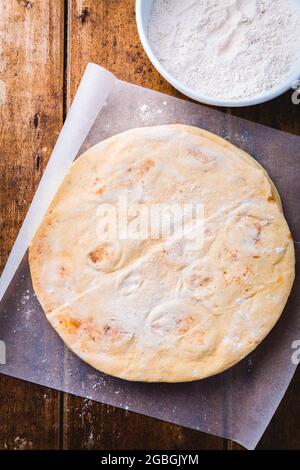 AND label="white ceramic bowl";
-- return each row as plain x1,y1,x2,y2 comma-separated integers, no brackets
136,0,300,107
